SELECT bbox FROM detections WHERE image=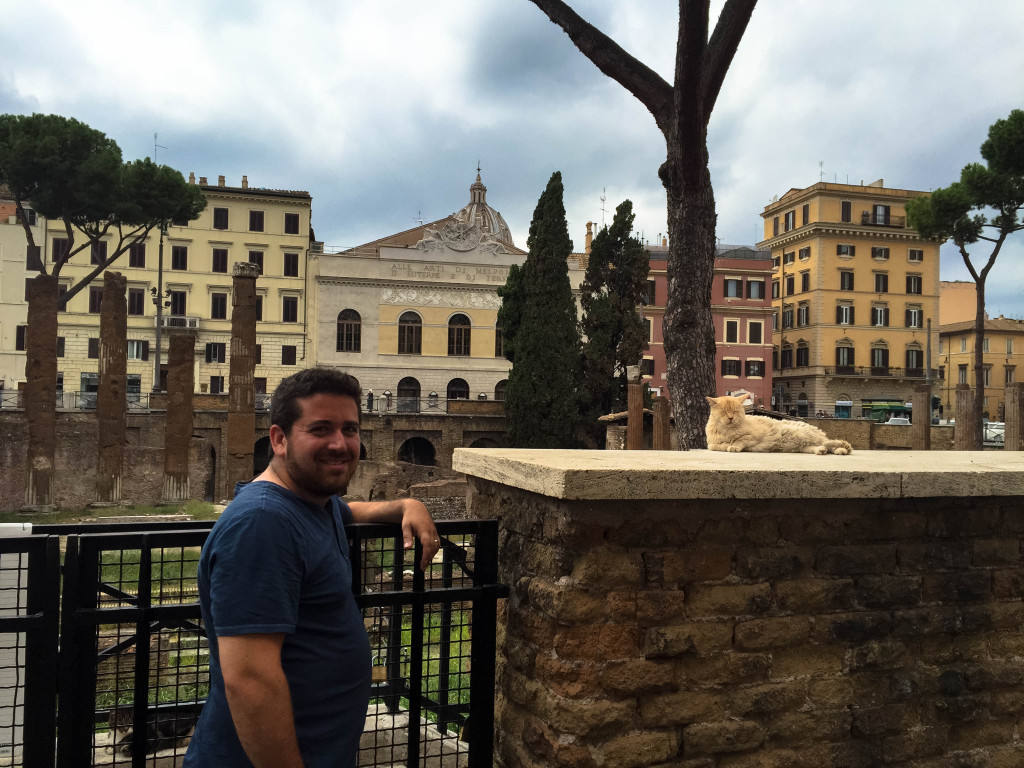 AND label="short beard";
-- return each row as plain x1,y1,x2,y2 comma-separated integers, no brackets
283,446,349,500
